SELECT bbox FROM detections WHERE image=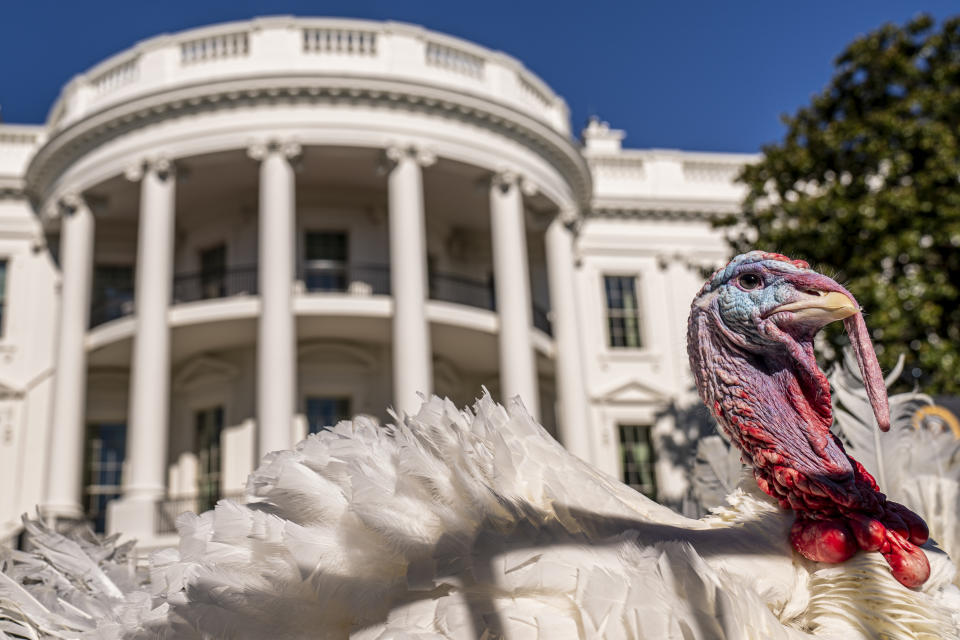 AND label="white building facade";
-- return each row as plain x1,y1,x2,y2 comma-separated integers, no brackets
0,17,755,547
